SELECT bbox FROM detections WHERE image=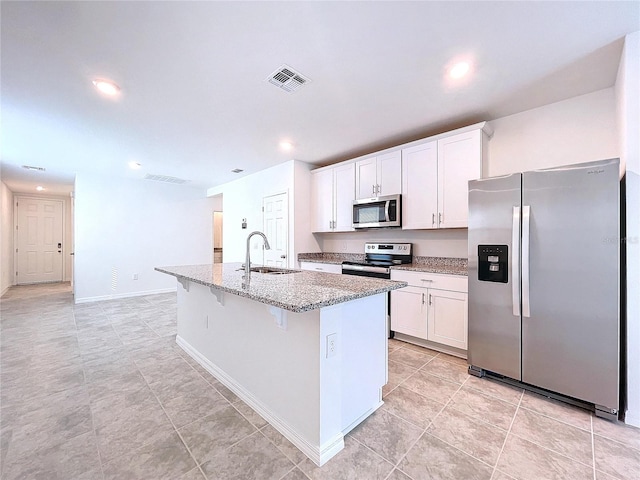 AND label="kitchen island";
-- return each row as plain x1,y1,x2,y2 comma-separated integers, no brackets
155,263,406,466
